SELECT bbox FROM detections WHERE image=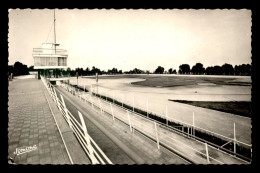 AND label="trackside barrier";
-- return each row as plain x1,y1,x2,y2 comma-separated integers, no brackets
57,82,233,164
88,87,252,162
40,76,112,164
